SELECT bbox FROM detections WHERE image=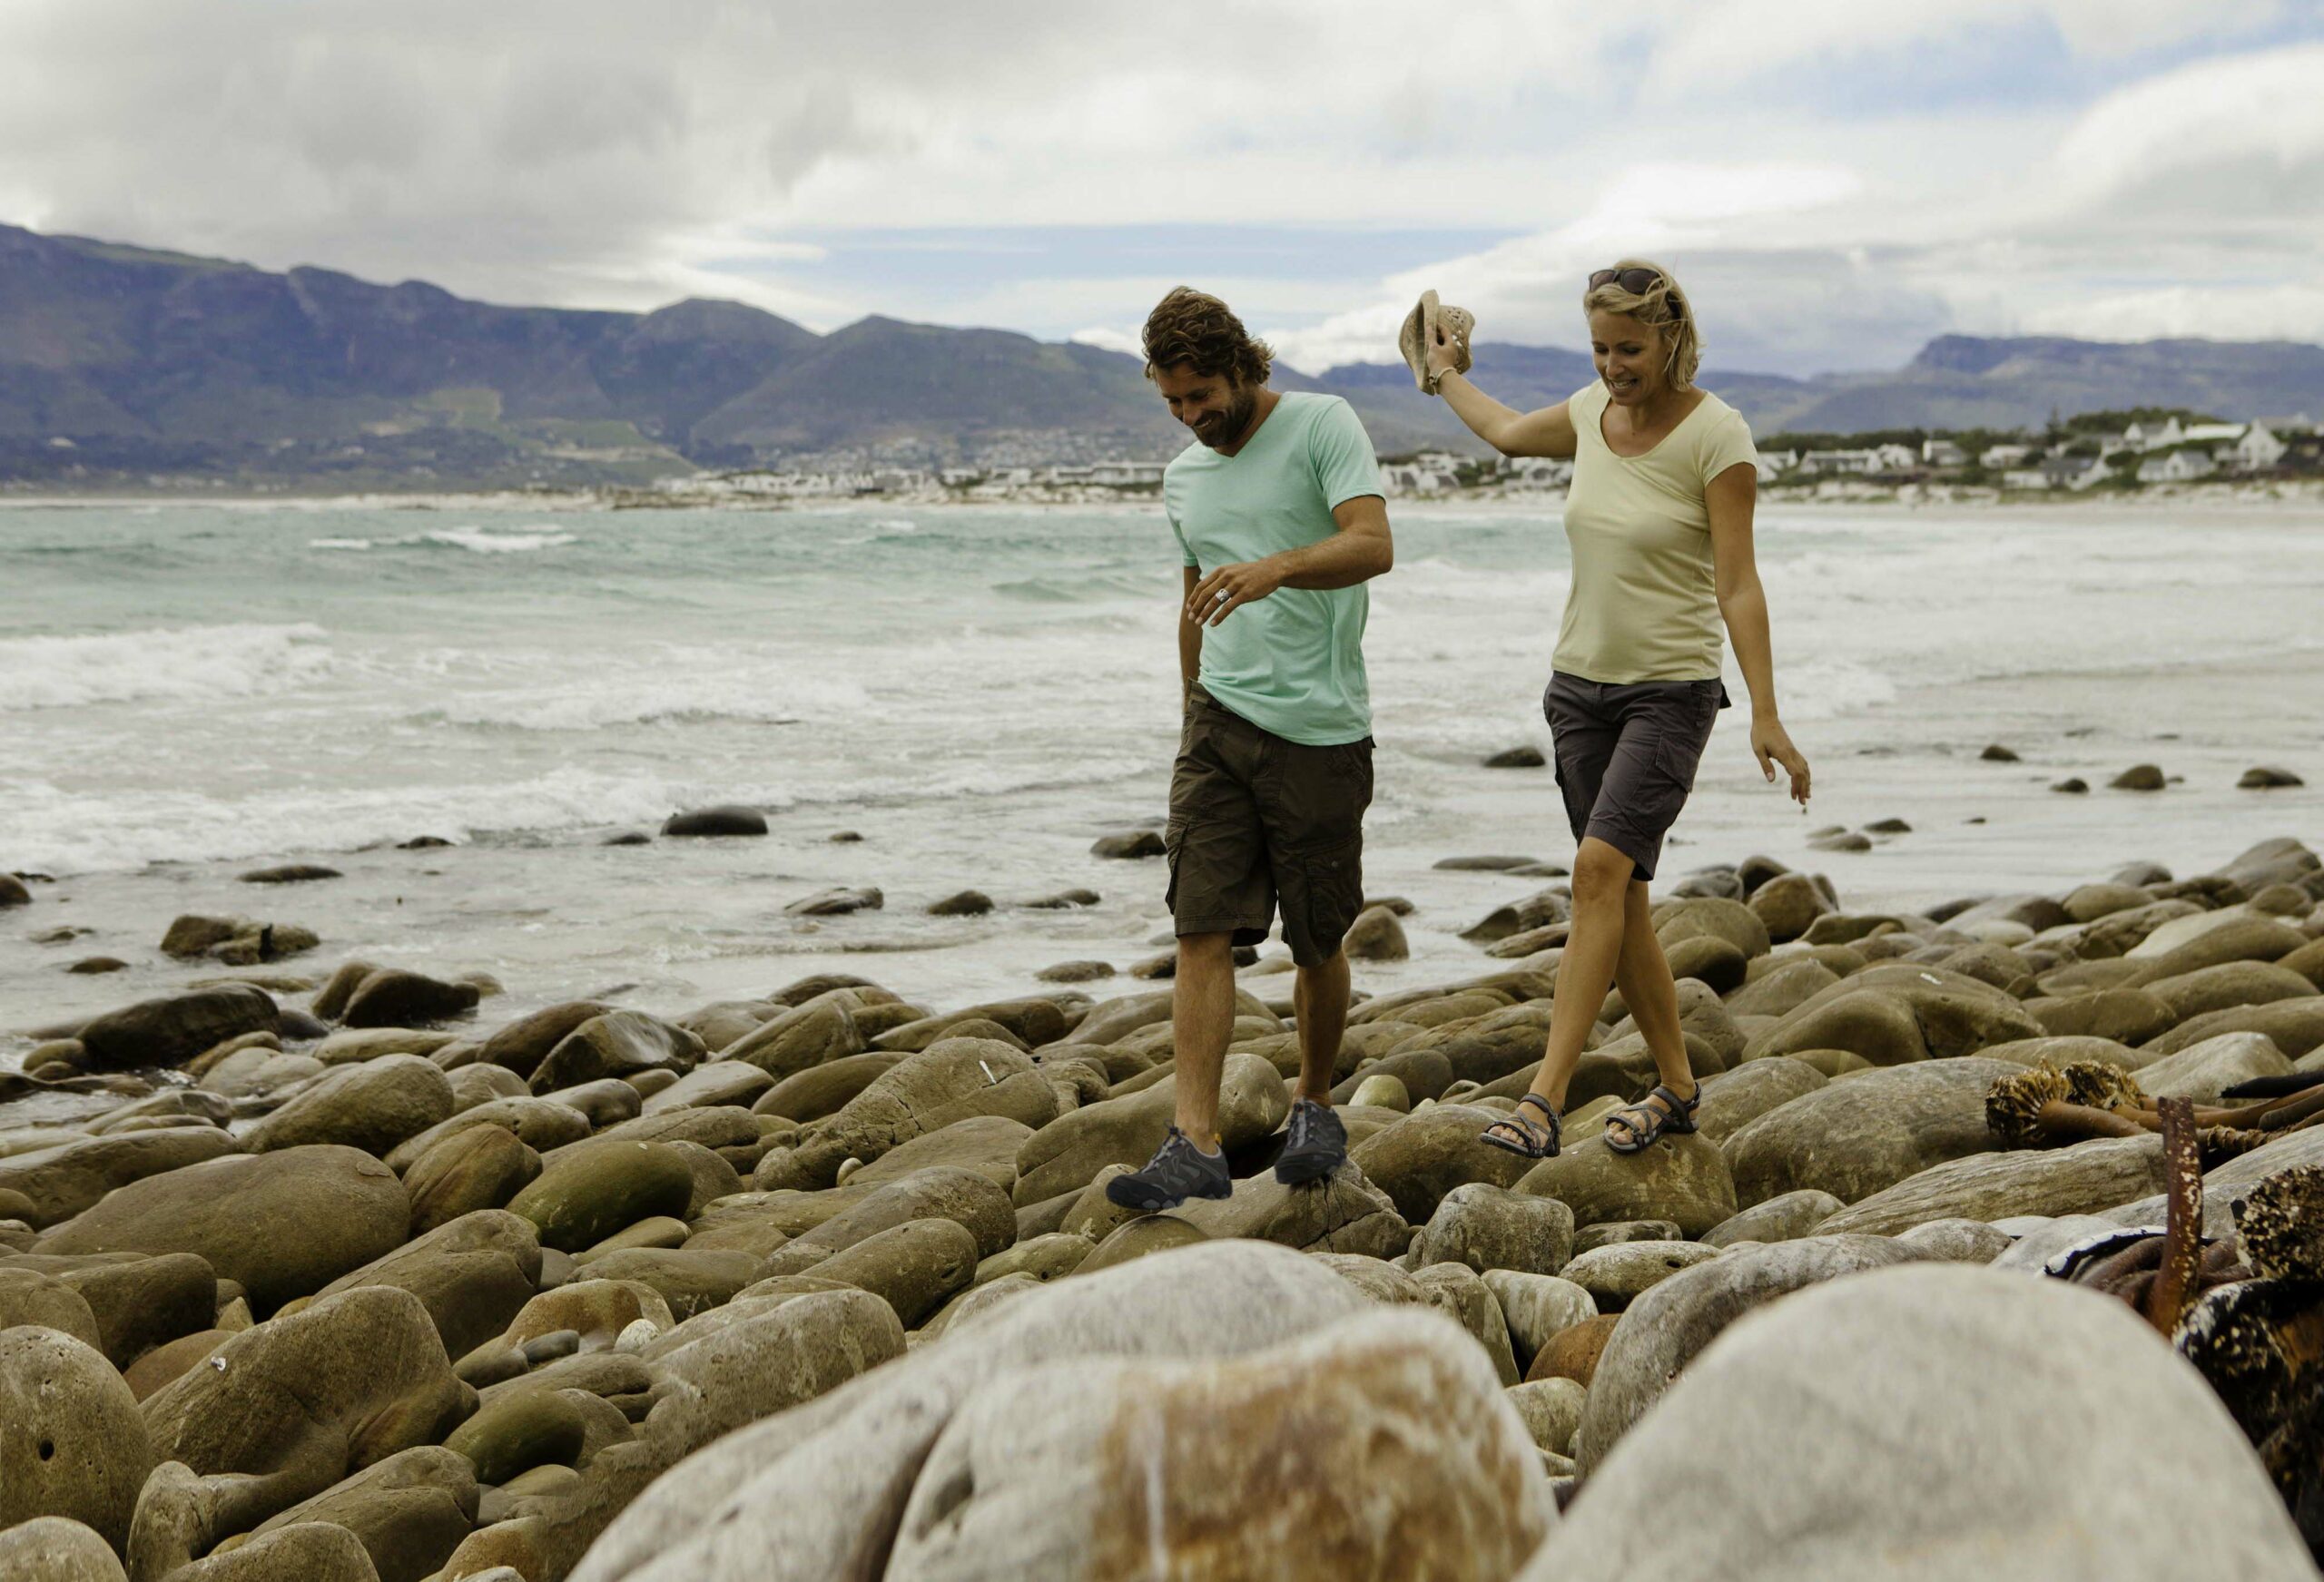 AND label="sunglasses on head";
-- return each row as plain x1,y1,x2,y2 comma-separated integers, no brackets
1588,267,1678,309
